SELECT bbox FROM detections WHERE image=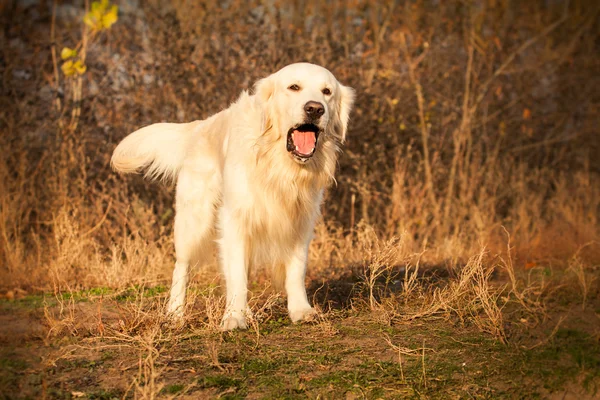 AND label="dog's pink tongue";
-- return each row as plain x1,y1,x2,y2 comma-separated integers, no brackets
293,130,316,155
